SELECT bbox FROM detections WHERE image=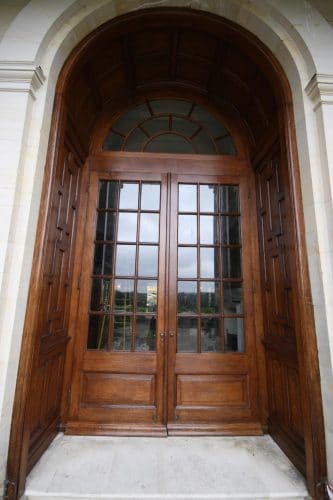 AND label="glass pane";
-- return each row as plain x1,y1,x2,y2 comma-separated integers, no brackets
178,215,197,244
141,183,160,210
145,134,193,153
178,281,197,314
200,185,219,213
177,317,197,352
223,248,242,278
179,184,197,212
112,315,132,351
113,279,134,312
200,281,220,314
216,135,236,155
96,212,116,241
119,183,139,209
140,213,159,242
113,103,150,134
137,280,158,312
201,317,221,352
223,282,243,314
115,245,136,276
222,216,240,245
200,215,219,244
118,213,137,242
90,278,111,312
200,247,219,278
98,181,108,209
138,245,158,277
98,181,119,209
103,131,123,151
87,314,109,350
125,128,147,151
150,99,192,115
192,129,216,154
191,105,227,137
93,244,114,275
220,185,239,213
224,318,244,352
178,247,197,278
172,117,198,136
135,315,156,351
143,116,169,135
